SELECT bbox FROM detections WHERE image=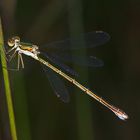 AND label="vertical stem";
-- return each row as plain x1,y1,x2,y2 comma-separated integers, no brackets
67,1,94,140
0,18,18,140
